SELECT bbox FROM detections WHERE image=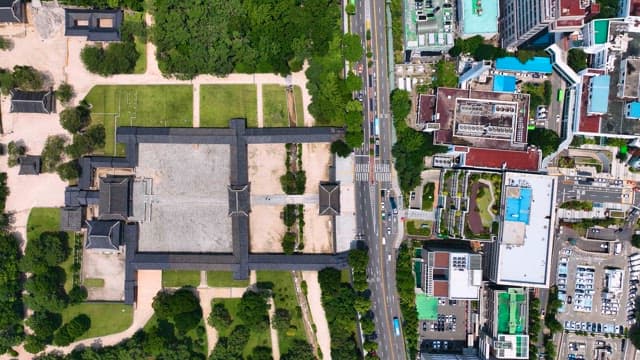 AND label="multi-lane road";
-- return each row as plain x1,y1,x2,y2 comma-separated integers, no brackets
351,0,407,358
